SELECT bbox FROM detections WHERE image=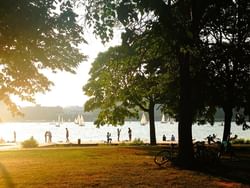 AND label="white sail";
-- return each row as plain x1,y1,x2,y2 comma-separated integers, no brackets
140,112,147,126
61,116,64,124
74,115,80,125
161,114,167,123
56,115,61,127
79,115,85,126
74,117,78,124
